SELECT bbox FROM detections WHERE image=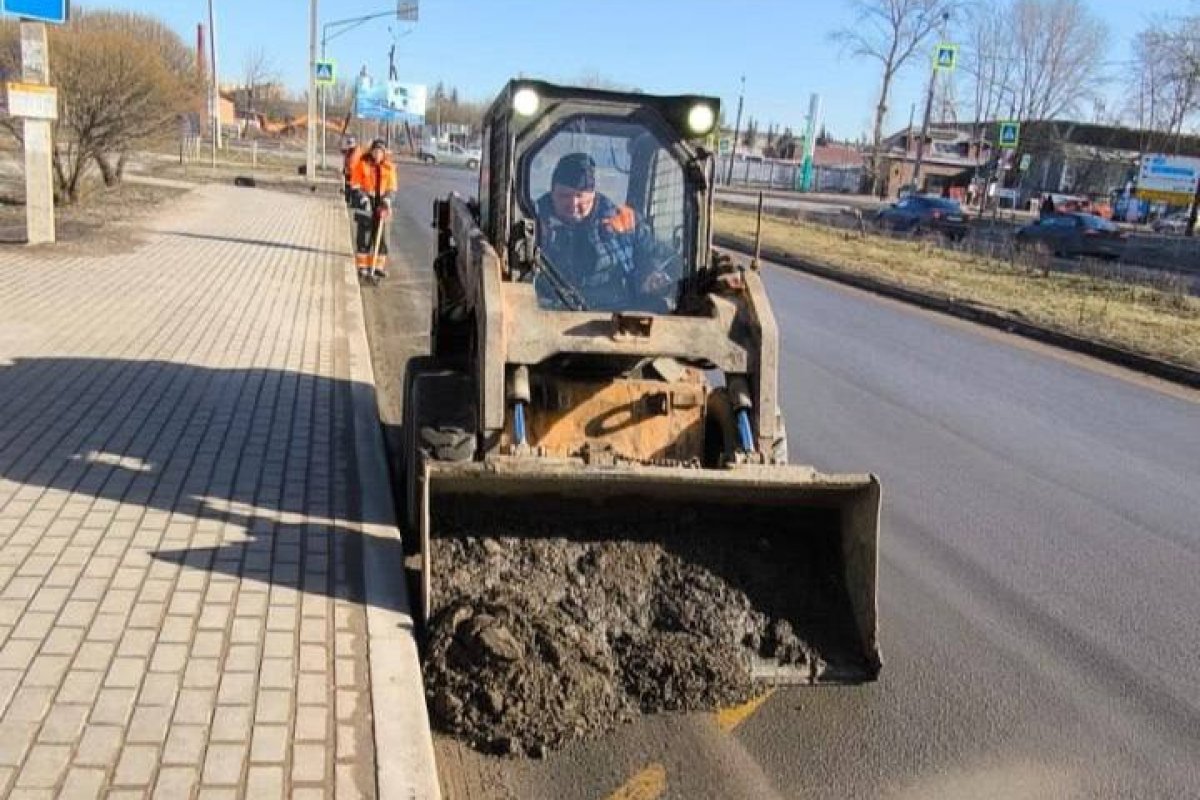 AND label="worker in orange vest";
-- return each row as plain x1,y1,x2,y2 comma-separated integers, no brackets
340,136,363,204
348,138,398,279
